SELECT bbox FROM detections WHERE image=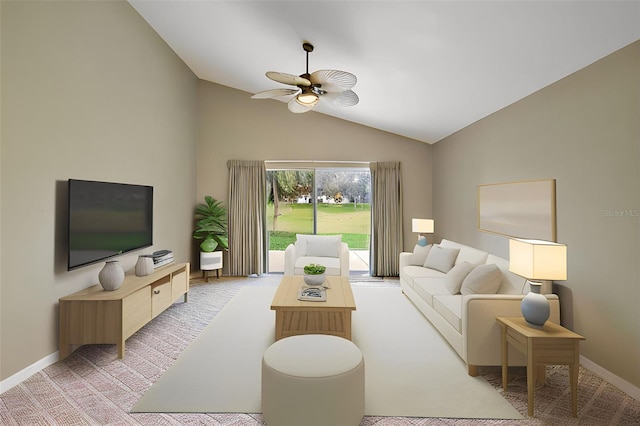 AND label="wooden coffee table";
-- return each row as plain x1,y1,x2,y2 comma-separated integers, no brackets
270,275,356,341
